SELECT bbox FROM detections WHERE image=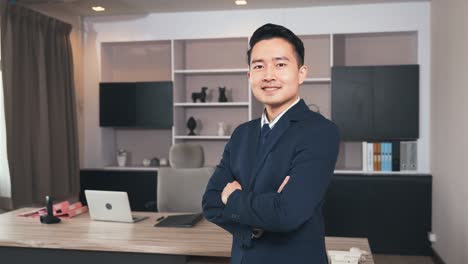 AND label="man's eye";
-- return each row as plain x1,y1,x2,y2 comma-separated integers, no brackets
277,63,287,68
253,65,263,69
